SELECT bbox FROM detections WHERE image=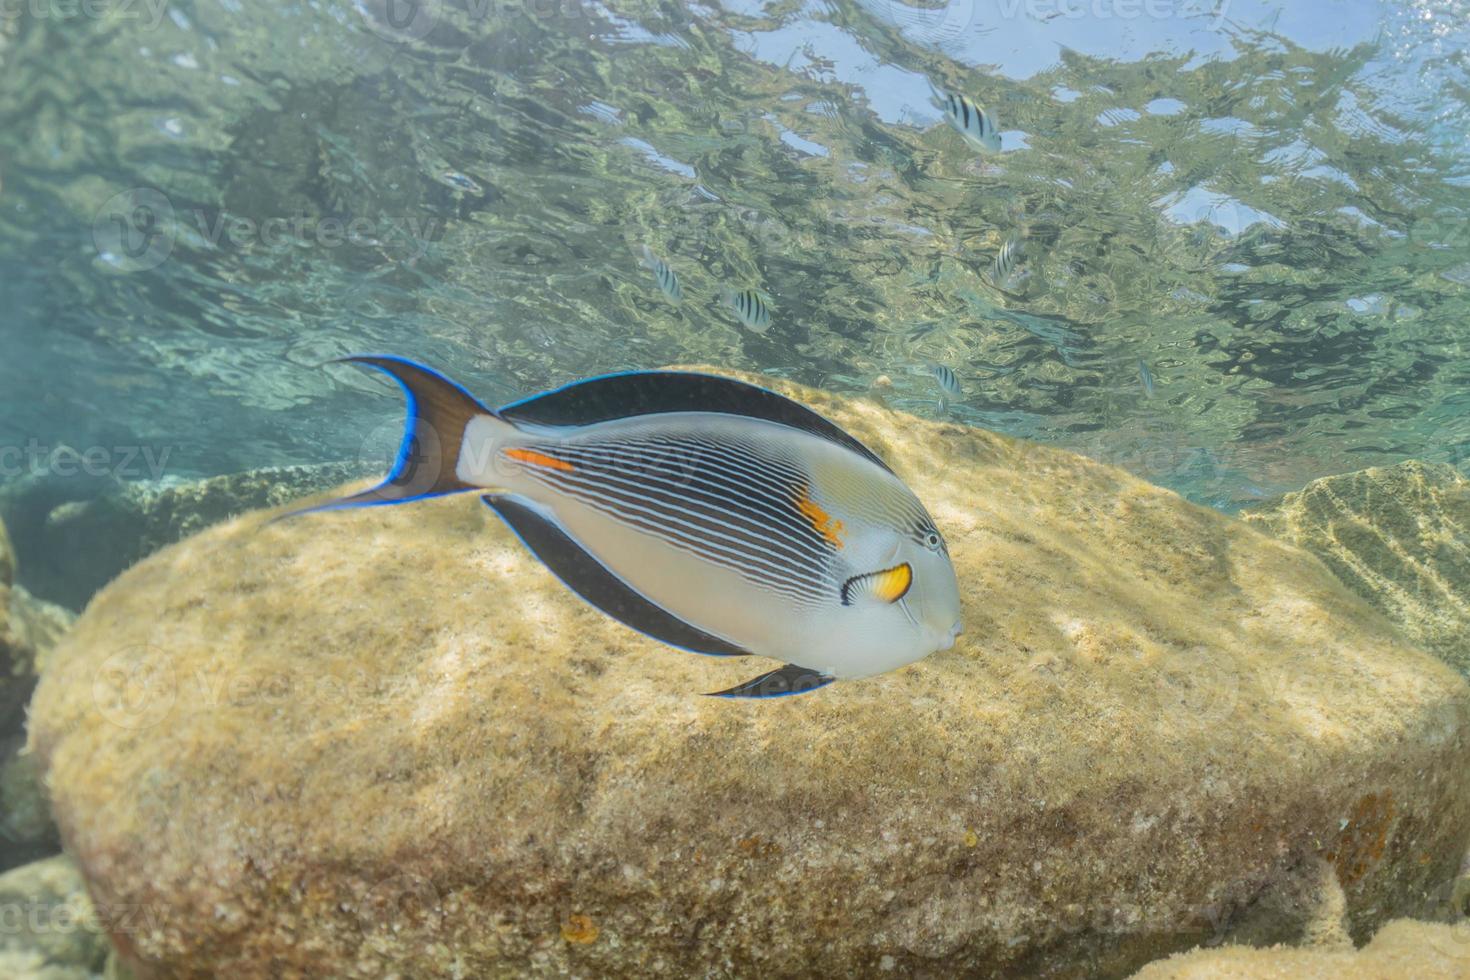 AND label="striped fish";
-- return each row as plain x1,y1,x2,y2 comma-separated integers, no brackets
640,245,682,302
990,233,1023,289
932,86,1002,153
930,363,961,400
1138,359,1156,398
288,357,962,698
722,287,772,333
